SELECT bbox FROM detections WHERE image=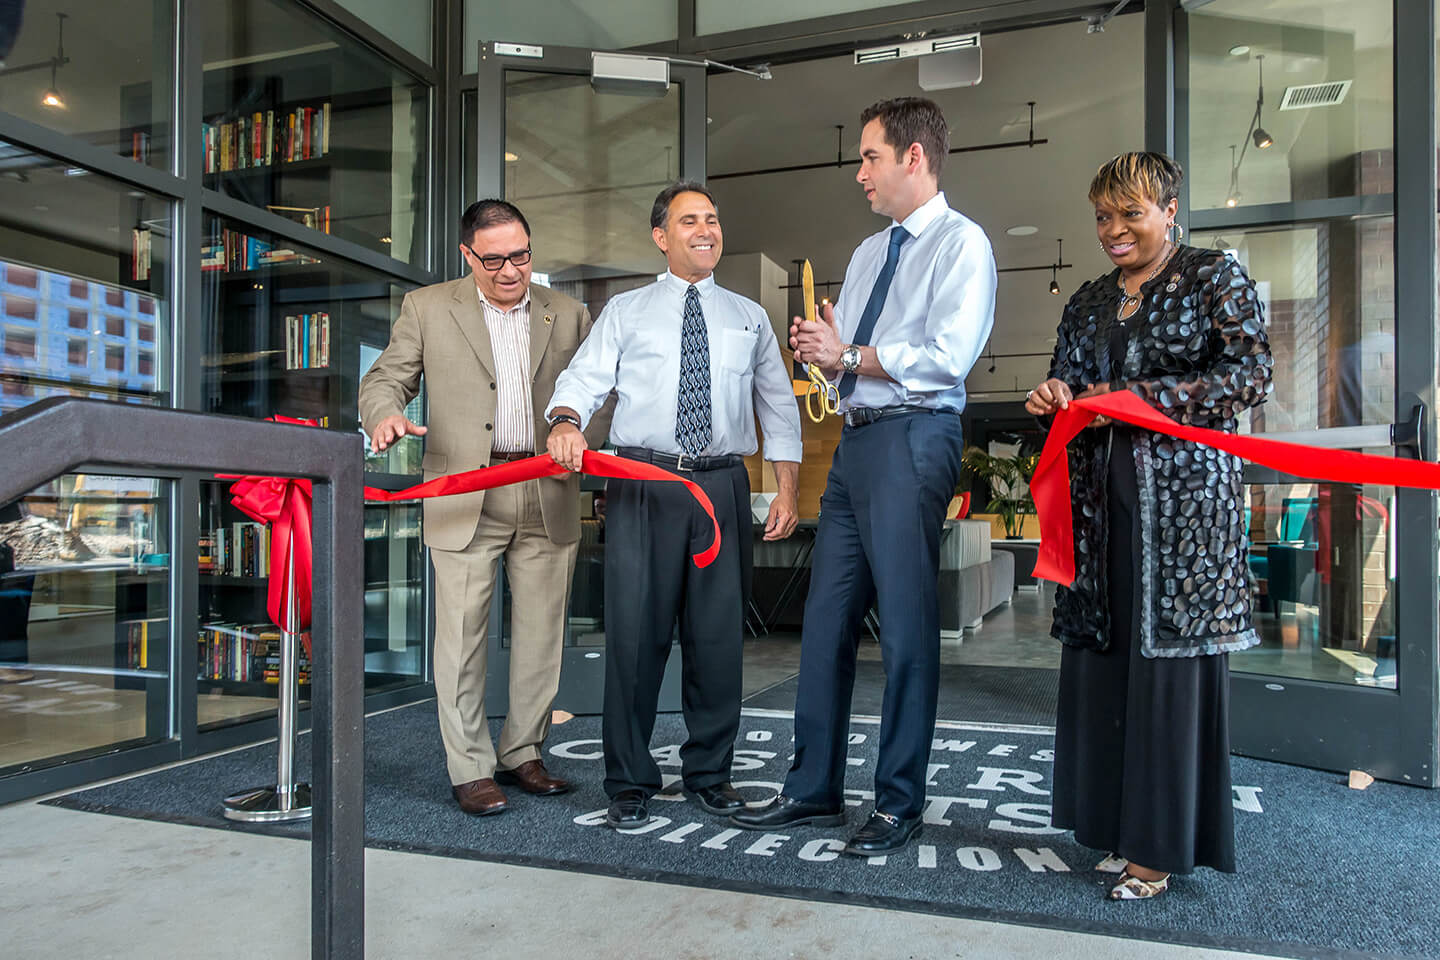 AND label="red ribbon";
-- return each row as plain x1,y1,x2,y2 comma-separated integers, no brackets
362,450,722,569
1031,390,1440,587
221,422,722,638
